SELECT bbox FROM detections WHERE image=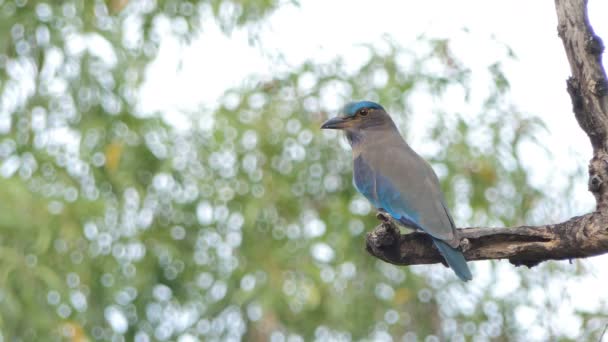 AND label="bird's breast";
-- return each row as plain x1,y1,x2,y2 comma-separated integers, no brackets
353,155,378,205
